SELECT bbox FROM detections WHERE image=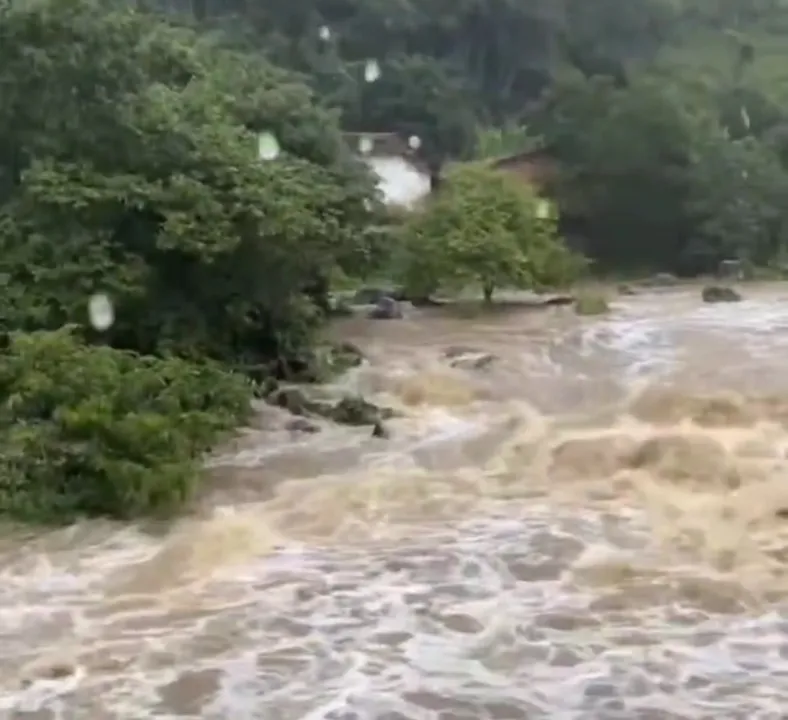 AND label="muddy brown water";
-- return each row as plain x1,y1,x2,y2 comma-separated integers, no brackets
5,285,788,719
